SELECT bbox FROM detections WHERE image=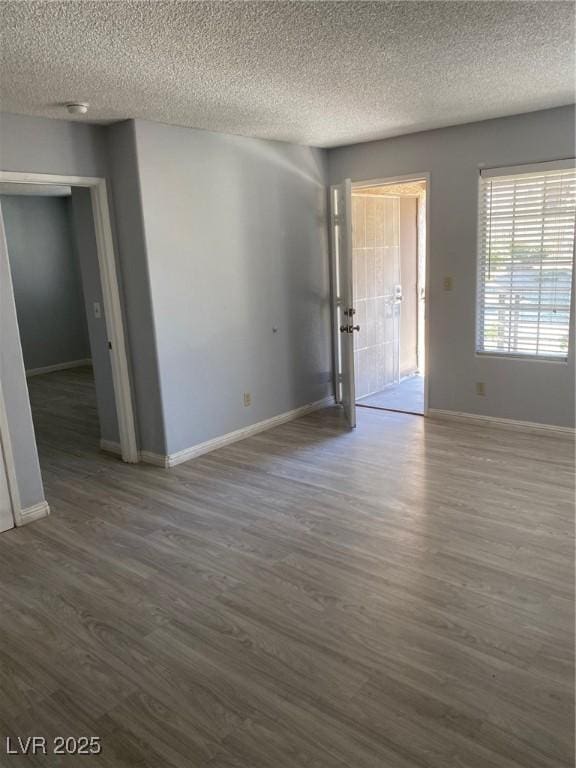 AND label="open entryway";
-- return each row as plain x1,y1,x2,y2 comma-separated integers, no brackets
330,175,429,427
351,179,427,415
